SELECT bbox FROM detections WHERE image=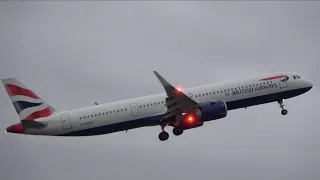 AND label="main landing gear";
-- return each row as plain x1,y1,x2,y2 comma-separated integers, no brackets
158,125,184,141
158,124,169,141
172,127,183,136
278,99,288,115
